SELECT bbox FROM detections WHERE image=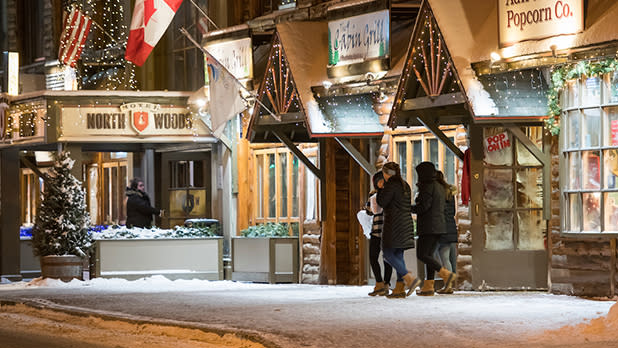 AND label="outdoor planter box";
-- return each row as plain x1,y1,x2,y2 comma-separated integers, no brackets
20,237,41,278
231,236,299,283
94,237,223,280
